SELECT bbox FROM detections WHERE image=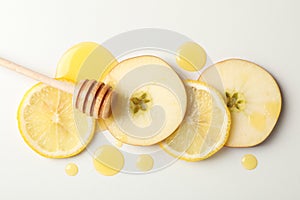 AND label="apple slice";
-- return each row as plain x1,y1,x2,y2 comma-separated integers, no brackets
104,56,187,146
200,59,282,147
